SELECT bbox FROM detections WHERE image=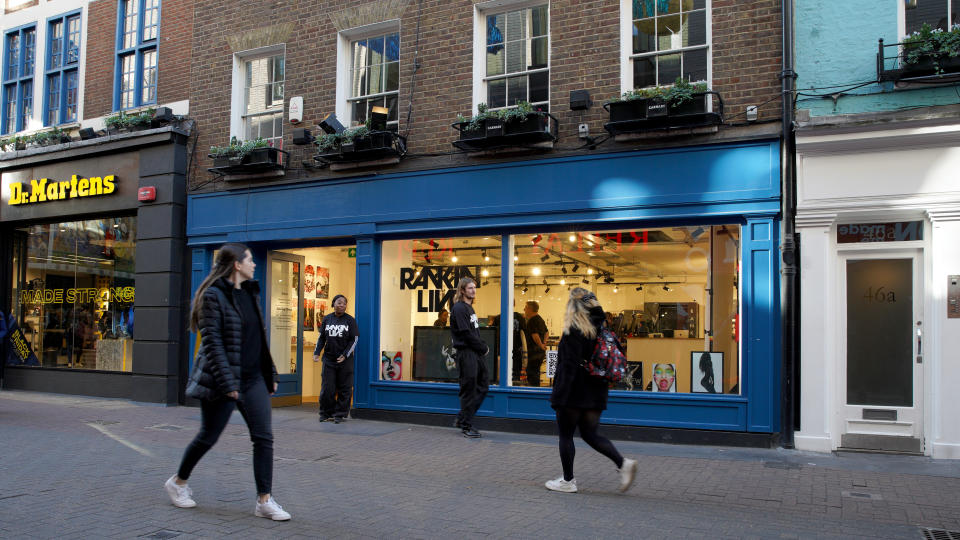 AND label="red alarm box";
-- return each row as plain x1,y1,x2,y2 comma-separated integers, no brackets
138,186,156,202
